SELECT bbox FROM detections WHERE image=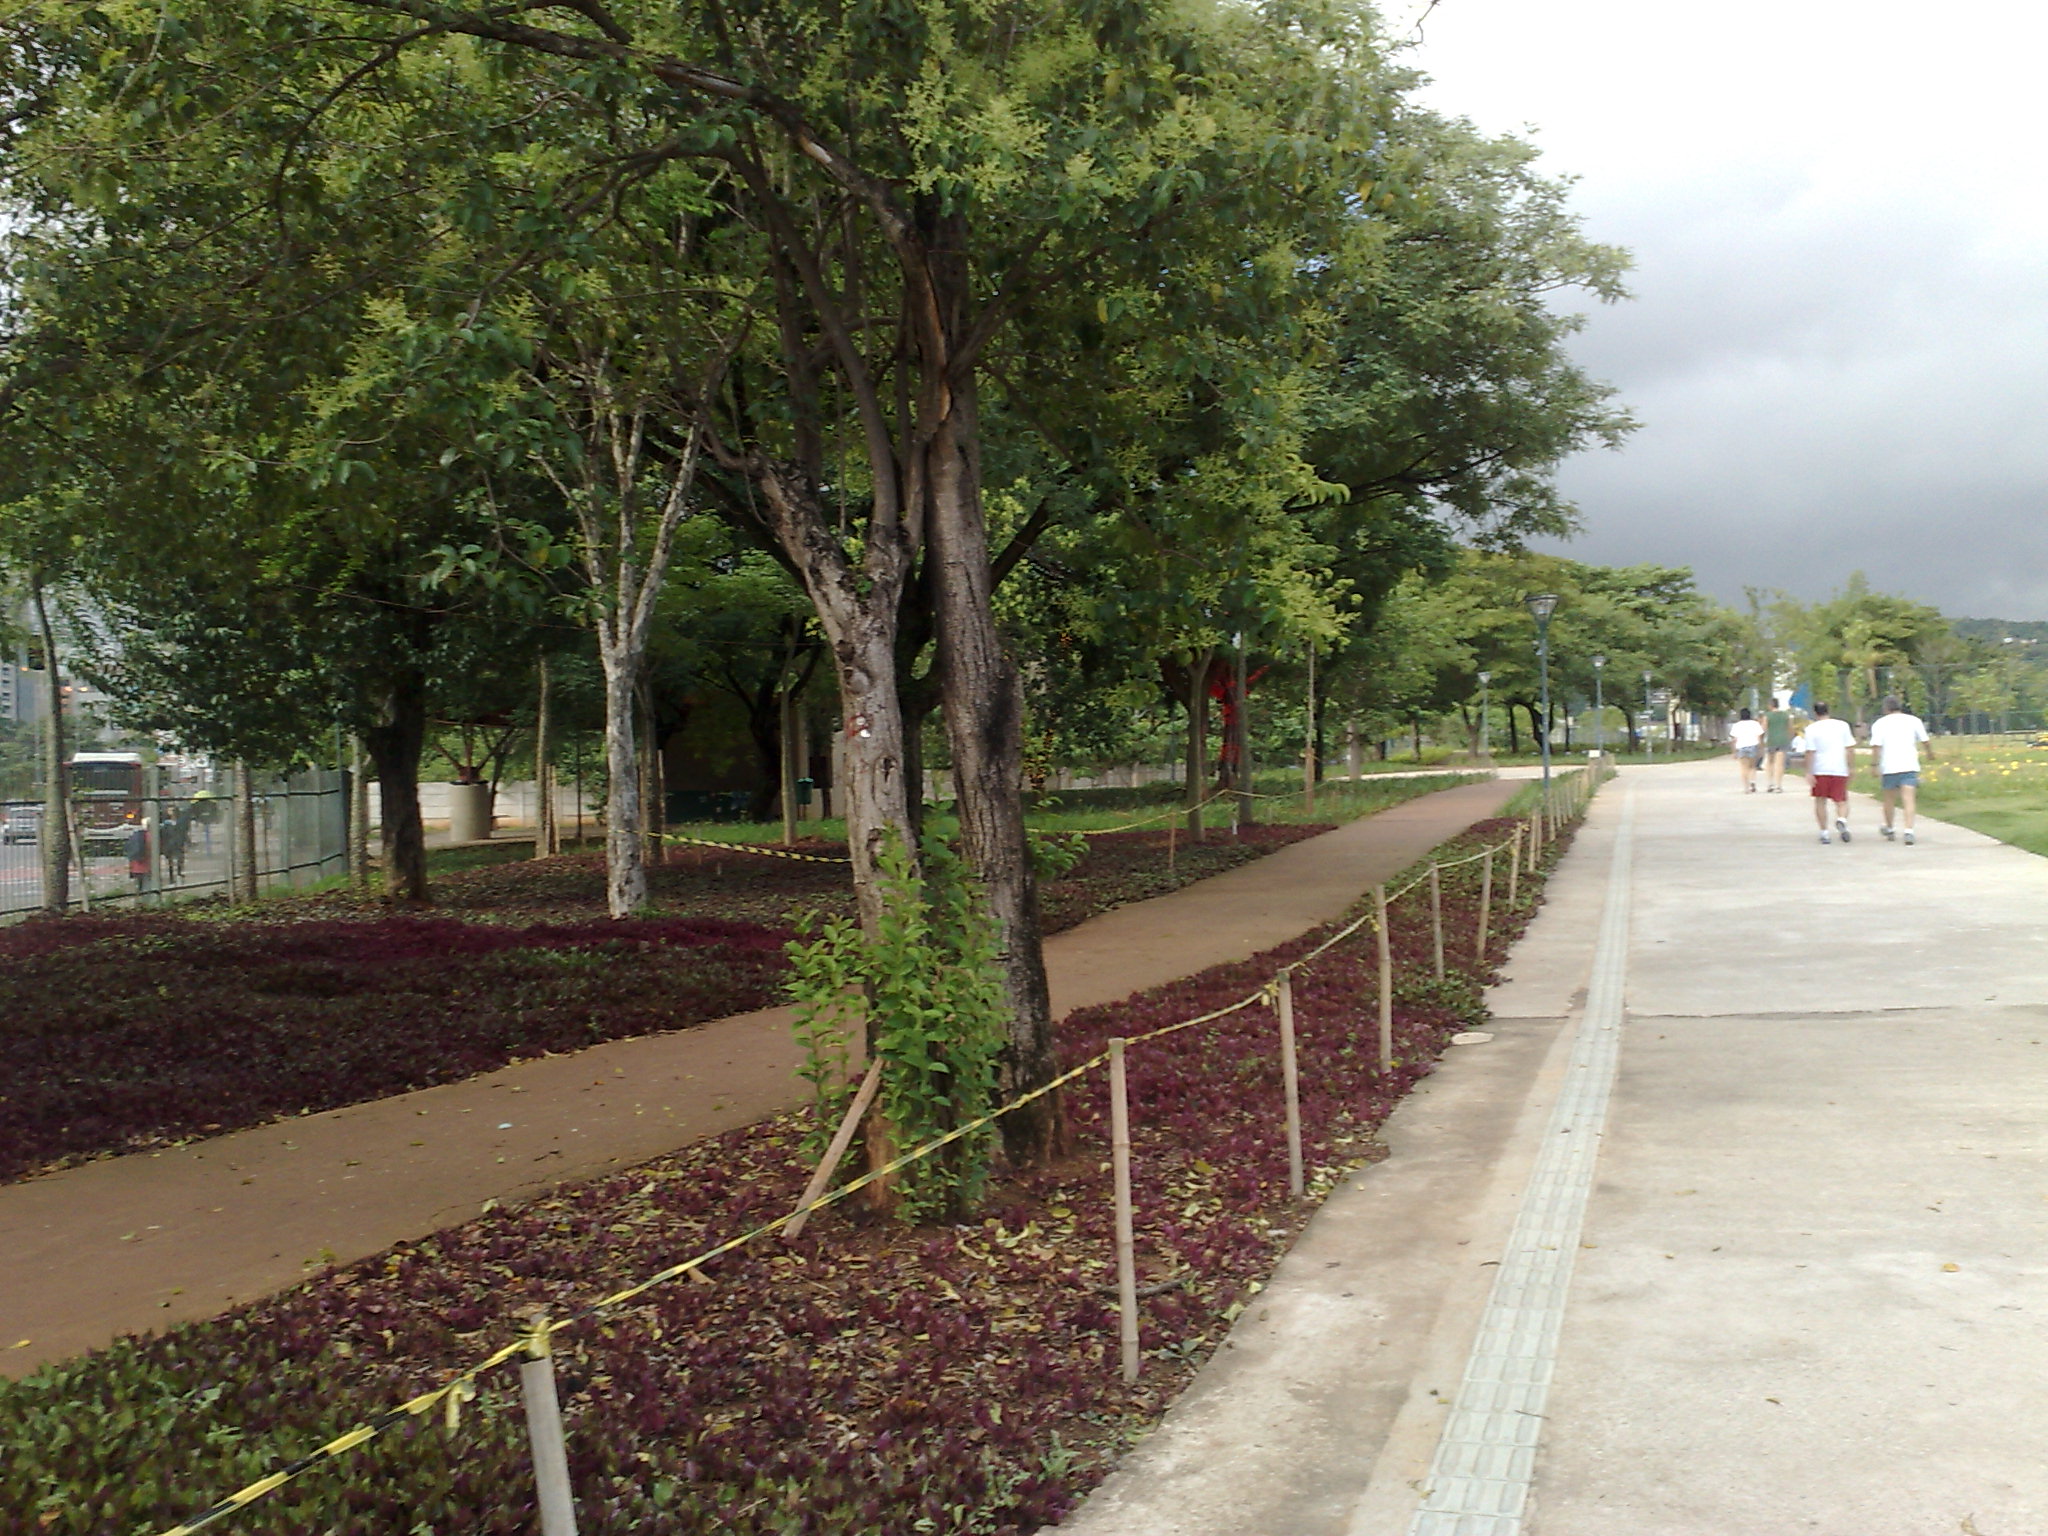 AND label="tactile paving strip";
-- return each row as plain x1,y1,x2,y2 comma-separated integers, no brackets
1408,789,1636,1536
